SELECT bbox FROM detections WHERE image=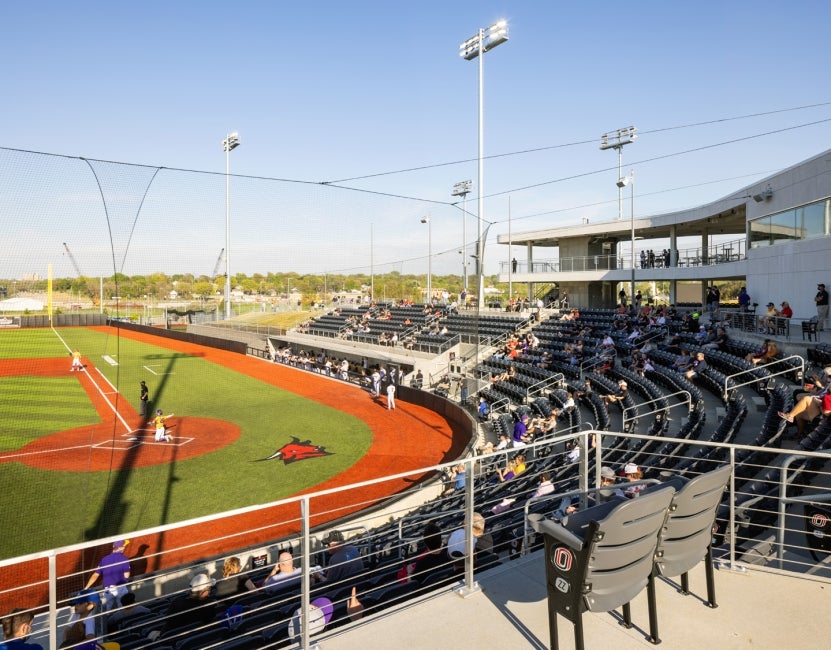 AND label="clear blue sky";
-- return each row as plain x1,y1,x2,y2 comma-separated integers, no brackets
2,1,830,279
